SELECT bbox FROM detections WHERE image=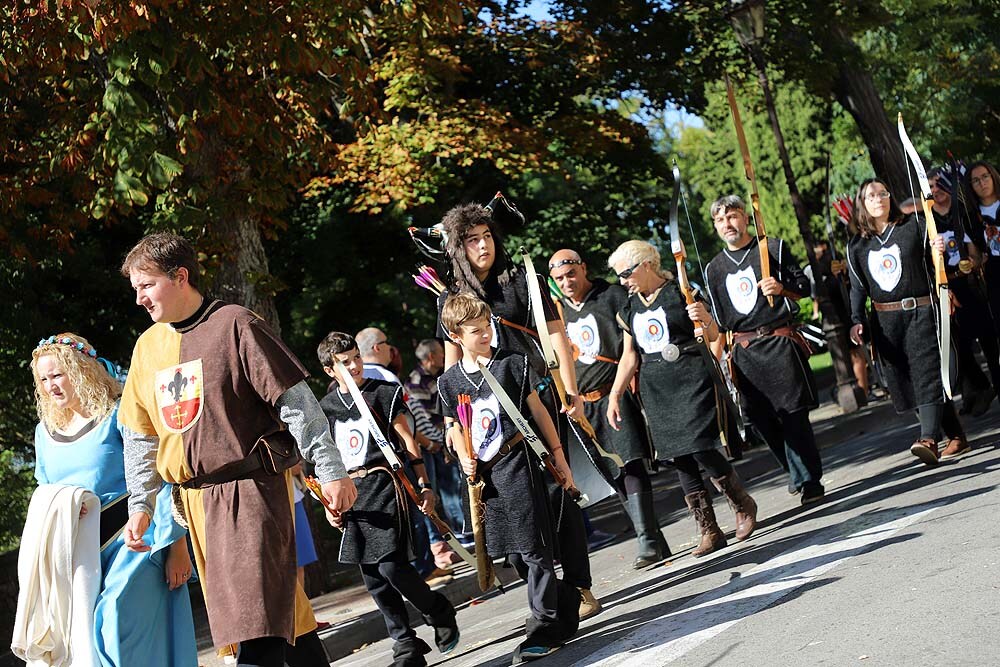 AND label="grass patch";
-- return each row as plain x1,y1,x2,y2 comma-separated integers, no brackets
809,351,832,374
